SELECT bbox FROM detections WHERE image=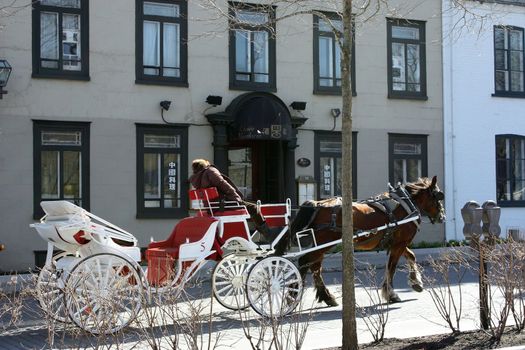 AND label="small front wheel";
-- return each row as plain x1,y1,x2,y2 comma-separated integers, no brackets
212,254,255,310
36,252,74,323
246,256,303,317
